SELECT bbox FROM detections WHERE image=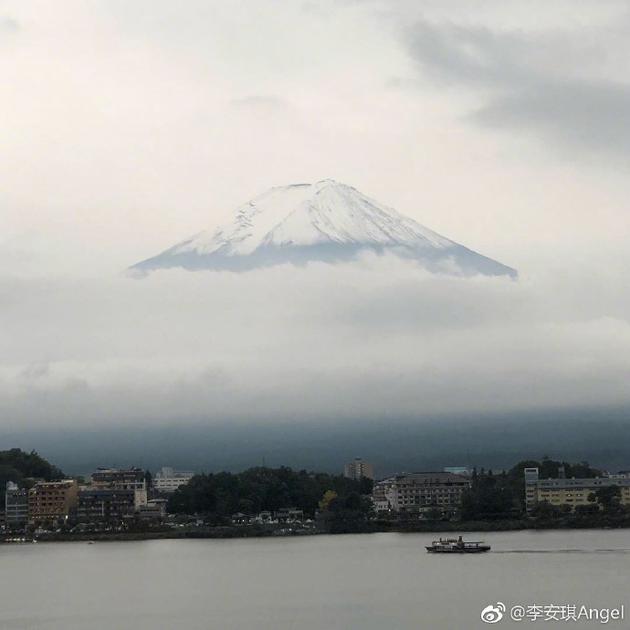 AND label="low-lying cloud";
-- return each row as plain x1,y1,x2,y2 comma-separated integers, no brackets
1,256,629,430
